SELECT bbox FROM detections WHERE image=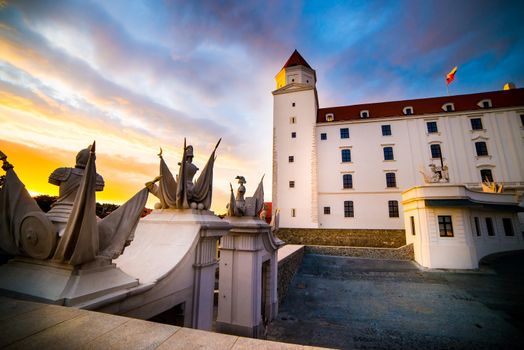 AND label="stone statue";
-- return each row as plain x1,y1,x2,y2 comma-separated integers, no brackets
47,147,105,237
147,138,221,210
227,175,265,217
0,143,149,266
179,145,199,201
481,179,503,193
419,163,449,183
